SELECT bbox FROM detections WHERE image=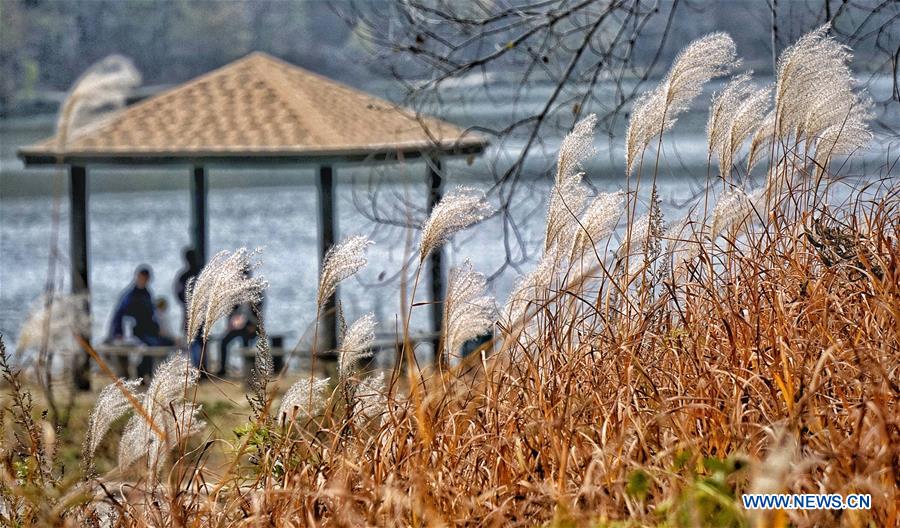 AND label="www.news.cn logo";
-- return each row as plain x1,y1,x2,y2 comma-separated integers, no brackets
742,493,871,510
